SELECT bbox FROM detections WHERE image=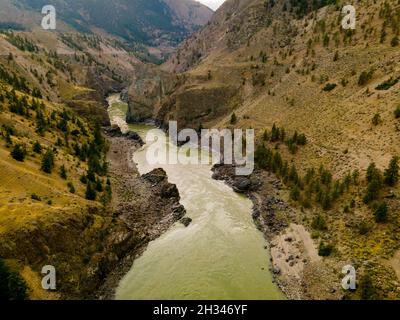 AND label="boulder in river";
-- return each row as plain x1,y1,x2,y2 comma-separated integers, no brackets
232,177,251,193
172,204,186,220
125,131,144,145
180,217,192,227
142,168,167,184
